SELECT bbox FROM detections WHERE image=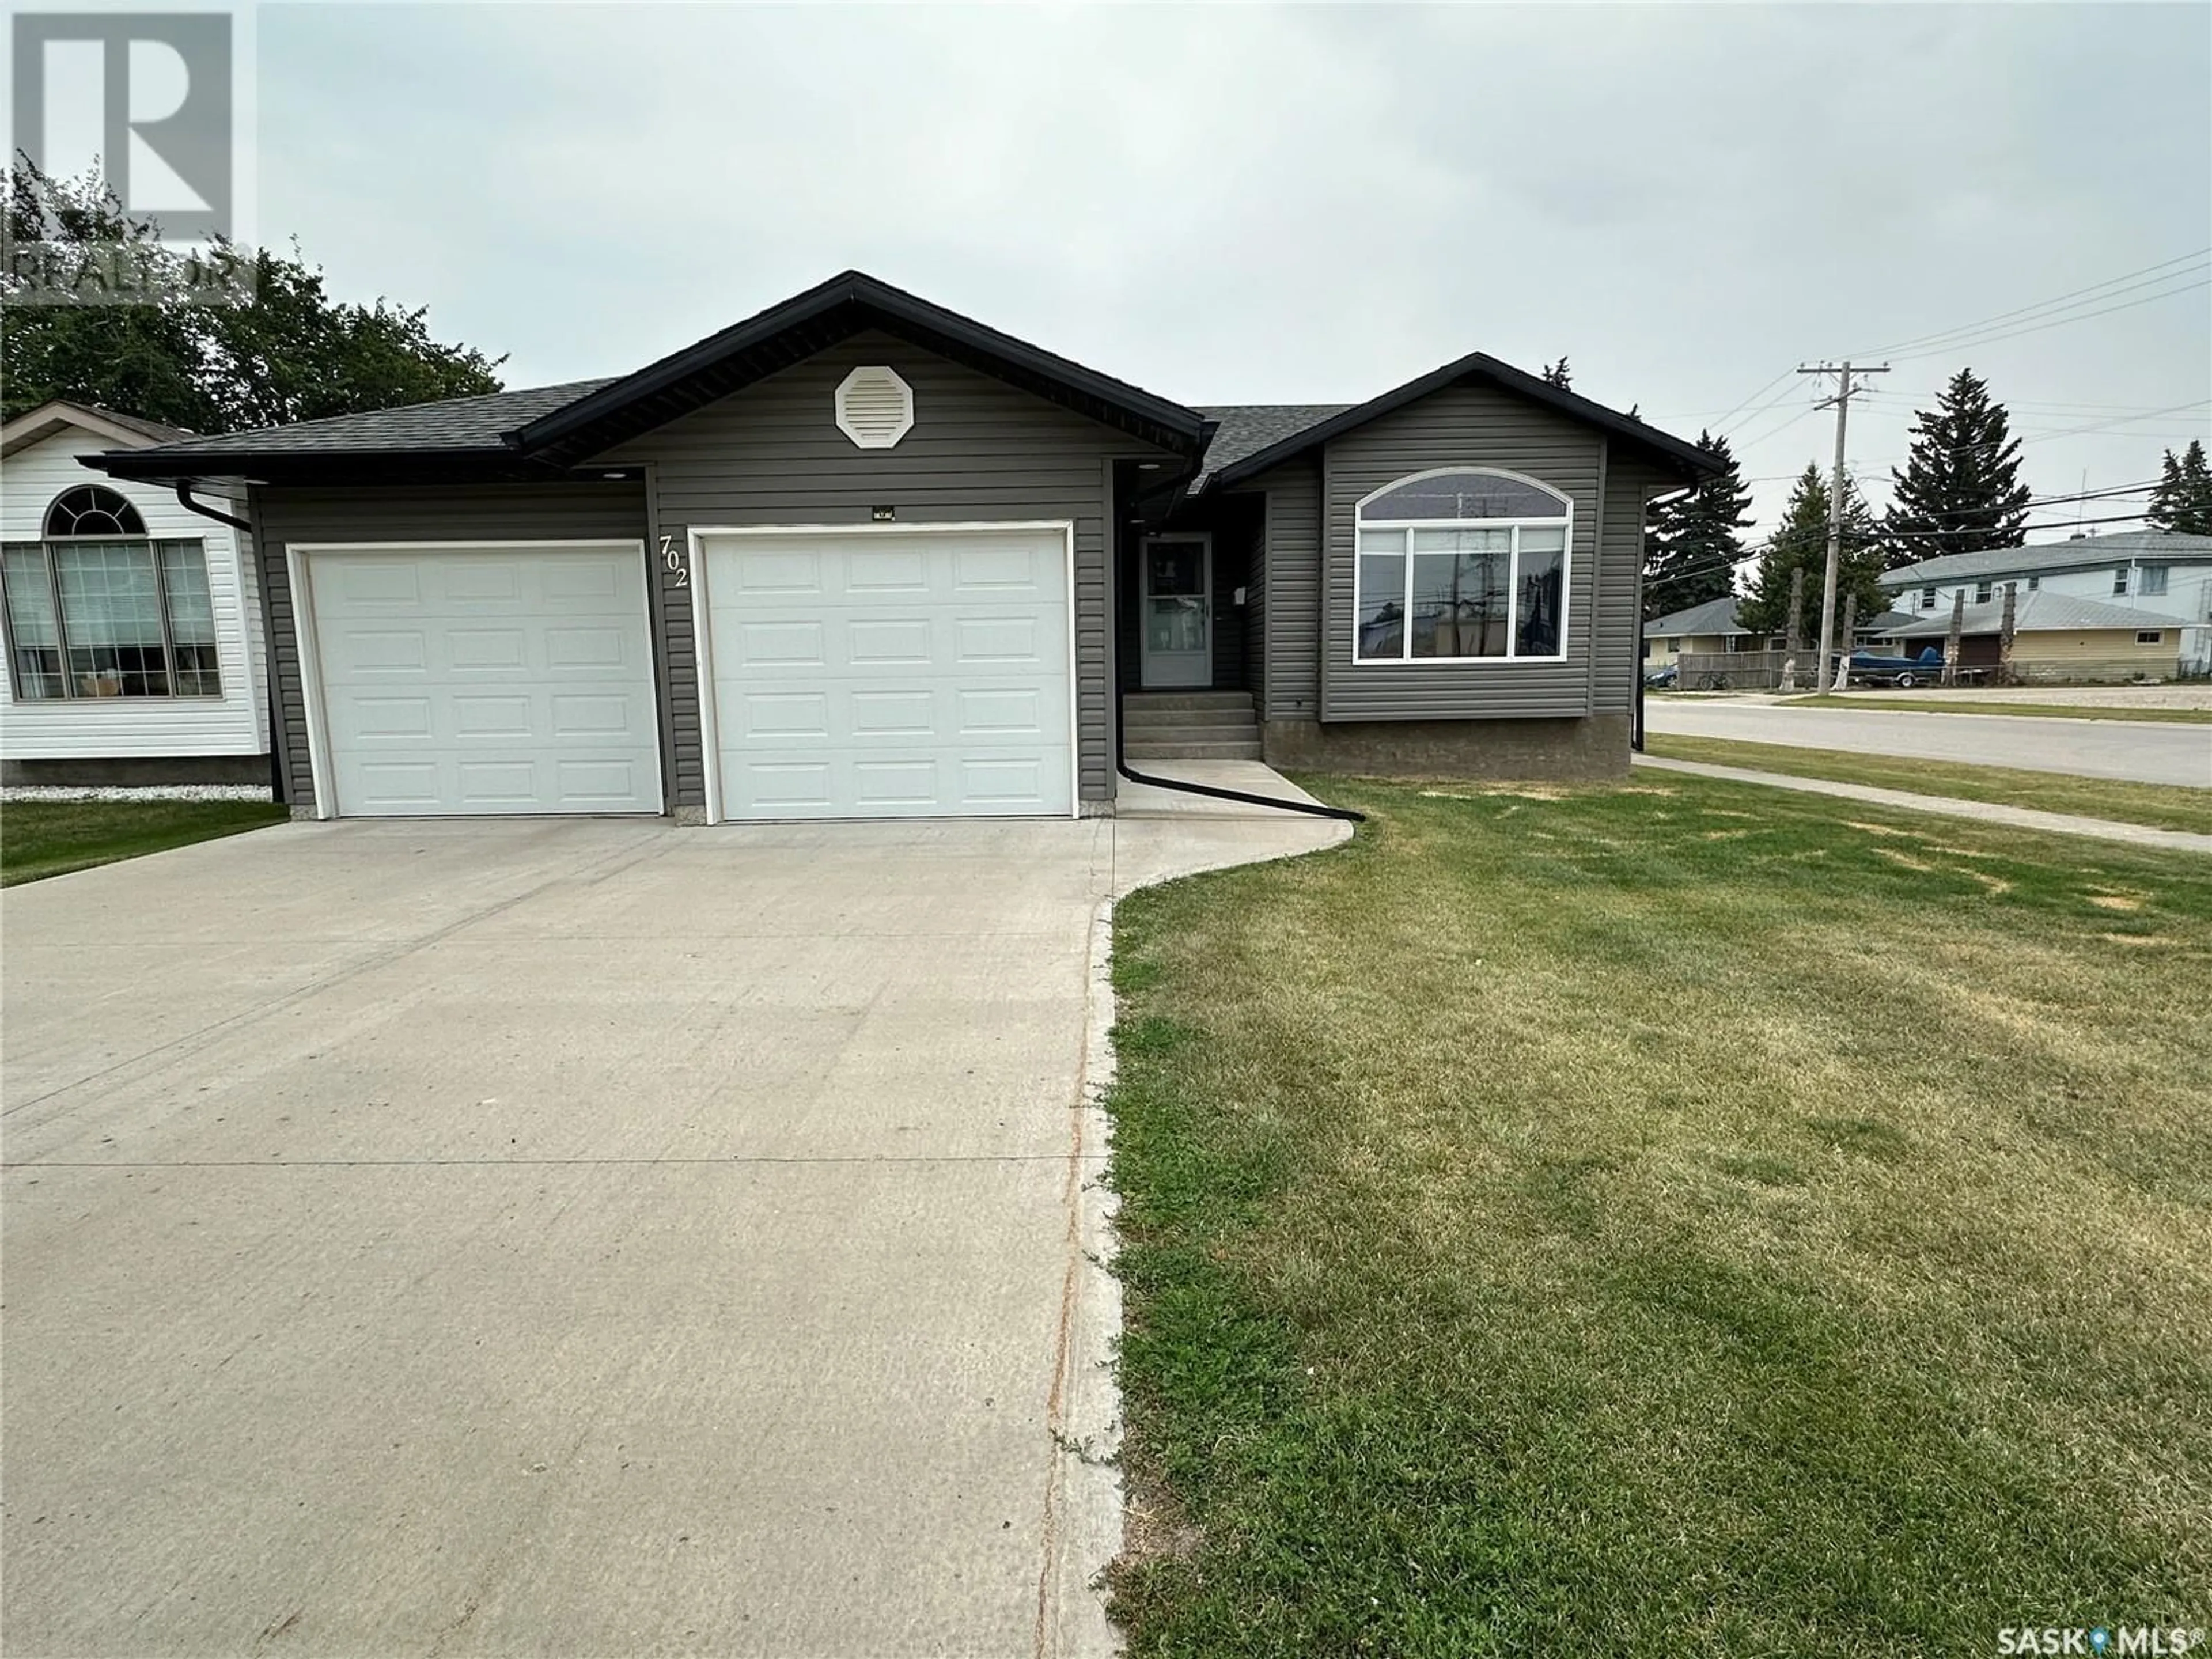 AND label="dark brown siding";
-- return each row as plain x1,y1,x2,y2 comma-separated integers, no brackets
1319,382,1609,721
252,482,650,813
600,331,1170,807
